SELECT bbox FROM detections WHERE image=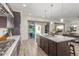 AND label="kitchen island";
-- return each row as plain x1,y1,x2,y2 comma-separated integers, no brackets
38,34,75,56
